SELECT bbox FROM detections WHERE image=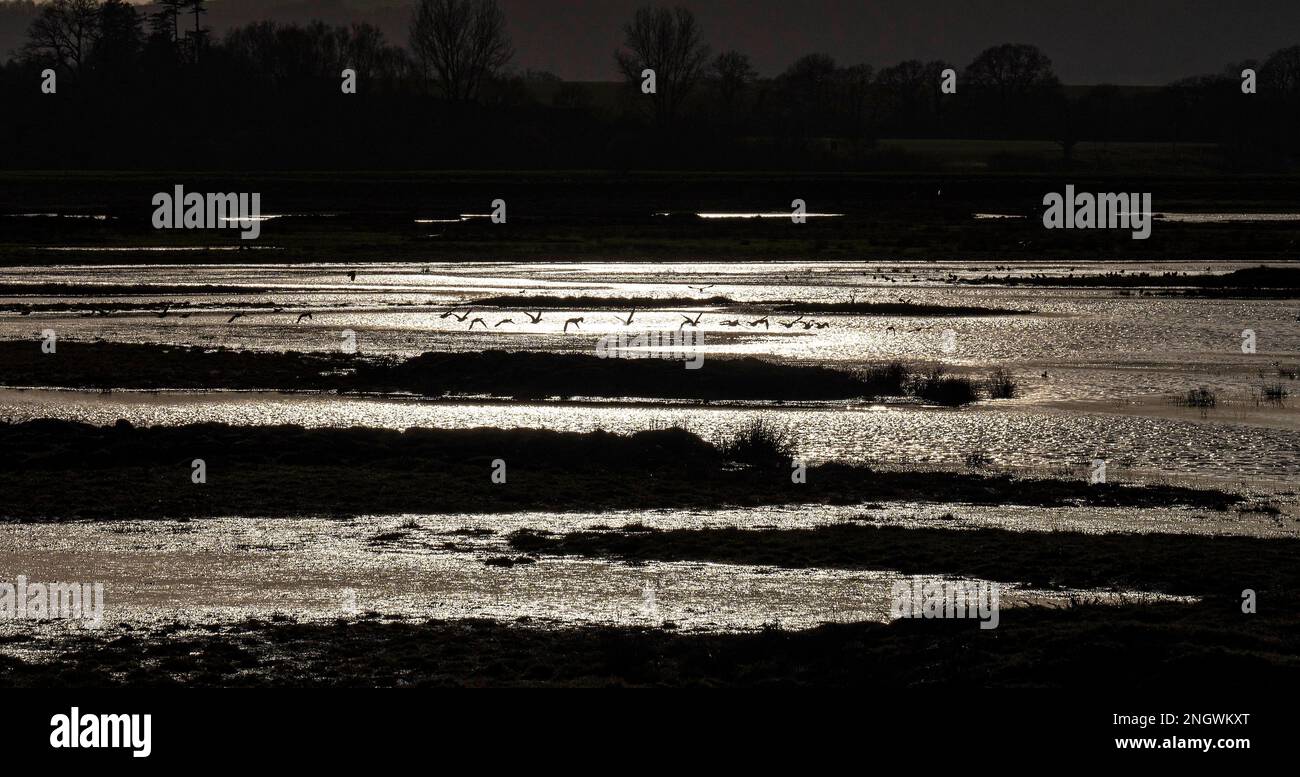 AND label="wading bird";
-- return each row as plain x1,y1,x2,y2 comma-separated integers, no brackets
748,317,770,329
495,319,515,327
468,318,488,330
563,317,584,333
